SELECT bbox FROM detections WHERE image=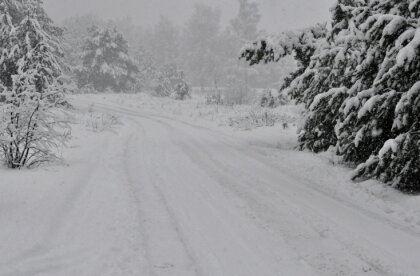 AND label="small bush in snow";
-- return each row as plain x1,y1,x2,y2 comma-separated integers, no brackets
258,90,289,108
259,90,276,108
227,108,294,130
75,106,121,132
154,64,190,100
205,93,224,105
